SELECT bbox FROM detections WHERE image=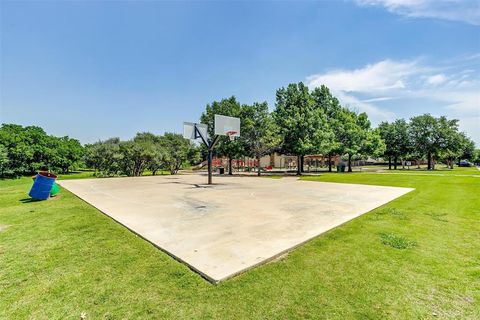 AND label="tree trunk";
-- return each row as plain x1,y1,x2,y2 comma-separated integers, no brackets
296,155,301,175
228,157,233,175
394,156,398,170
328,154,332,172
348,154,352,172
300,155,304,173
257,155,261,176
427,152,432,170
388,157,392,170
